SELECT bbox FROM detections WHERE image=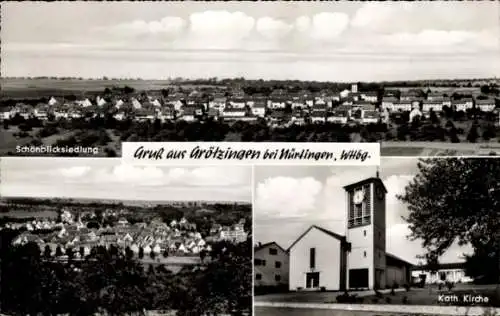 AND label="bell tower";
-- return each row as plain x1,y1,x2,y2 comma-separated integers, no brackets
343,176,387,290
